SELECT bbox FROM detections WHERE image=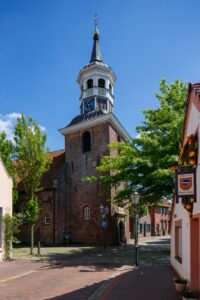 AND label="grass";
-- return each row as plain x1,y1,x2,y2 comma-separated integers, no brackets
13,245,96,260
